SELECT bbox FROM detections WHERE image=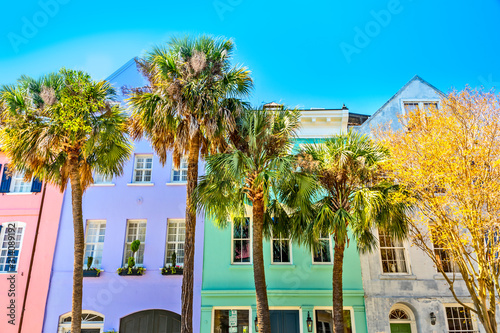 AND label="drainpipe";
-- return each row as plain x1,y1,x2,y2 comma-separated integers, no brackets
18,182,47,333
